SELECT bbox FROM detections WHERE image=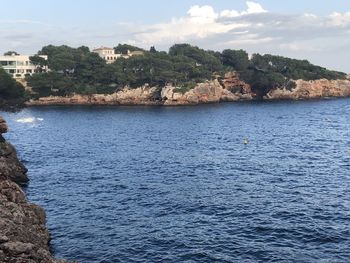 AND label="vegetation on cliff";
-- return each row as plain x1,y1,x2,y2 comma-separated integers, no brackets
0,68,26,109
1,43,347,100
